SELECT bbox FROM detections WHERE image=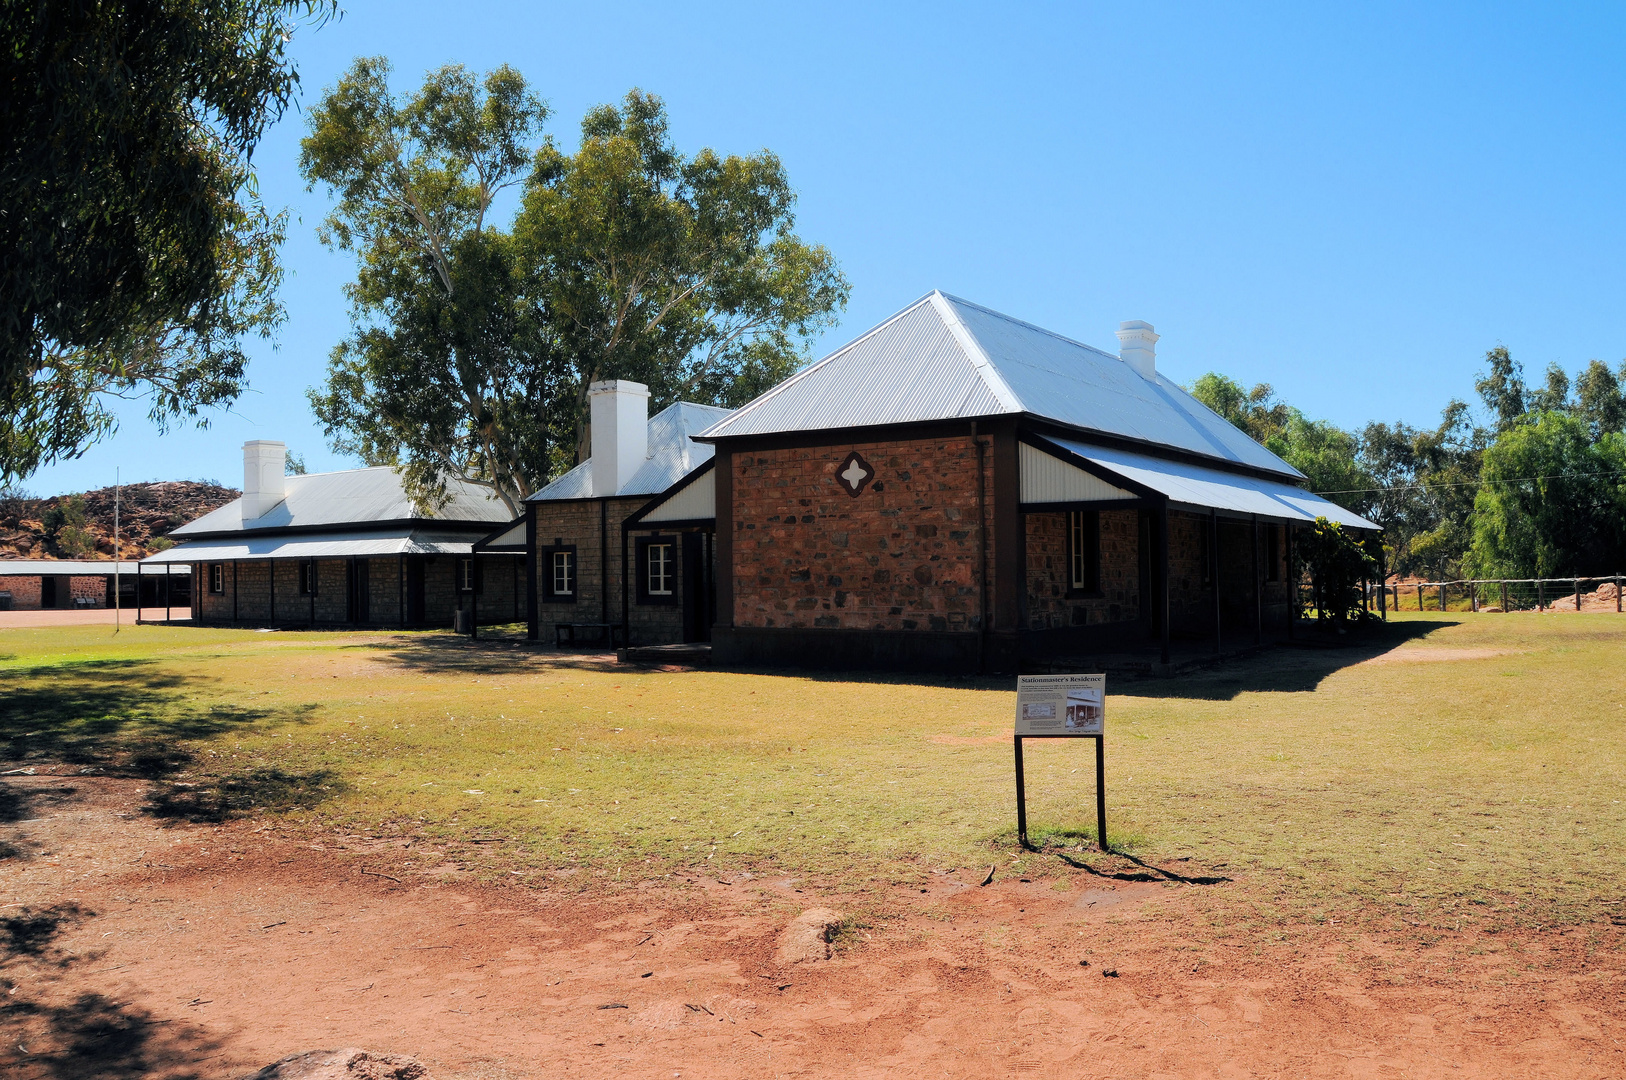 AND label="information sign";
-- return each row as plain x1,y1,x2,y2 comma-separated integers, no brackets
1015,674,1105,736
1012,673,1108,851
